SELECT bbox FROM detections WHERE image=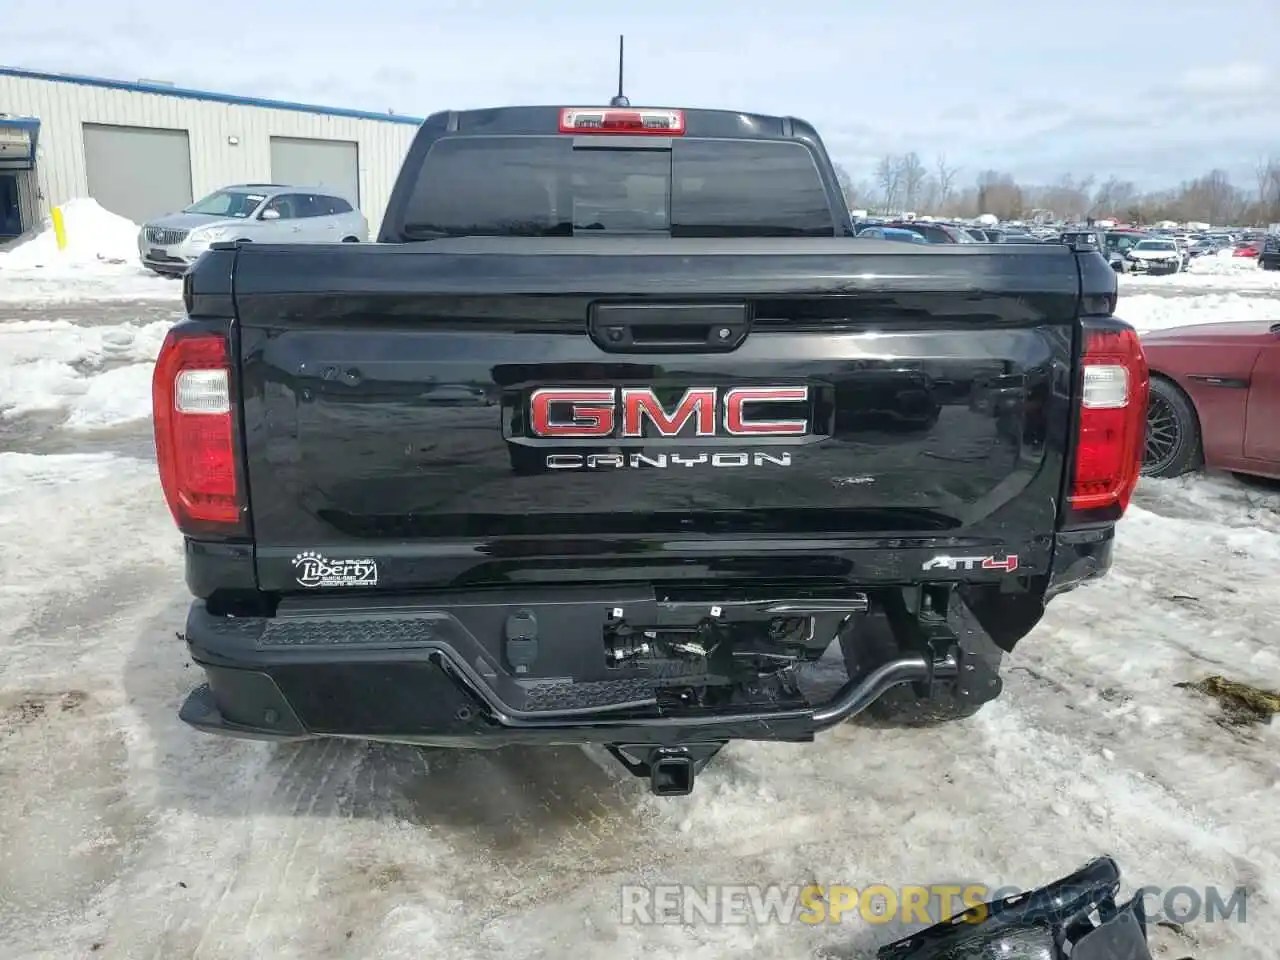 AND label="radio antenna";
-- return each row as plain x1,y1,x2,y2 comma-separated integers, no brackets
609,35,630,107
